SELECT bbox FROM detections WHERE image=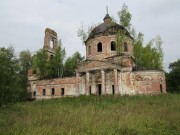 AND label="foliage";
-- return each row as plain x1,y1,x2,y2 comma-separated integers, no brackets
116,30,126,55
54,40,66,77
77,23,97,44
63,52,85,77
77,24,88,44
18,50,32,98
117,4,164,70
32,41,66,79
32,49,48,79
166,59,180,93
134,34,164,70
118,3,132,31
46,40,66,79
0,94,180,134
0,46,24,106
19,50,32,72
